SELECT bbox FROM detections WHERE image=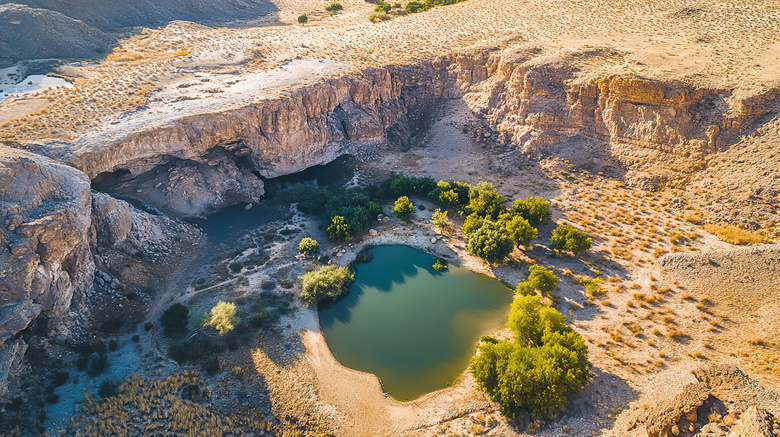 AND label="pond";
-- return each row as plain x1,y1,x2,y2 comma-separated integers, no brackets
319,245,513,401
